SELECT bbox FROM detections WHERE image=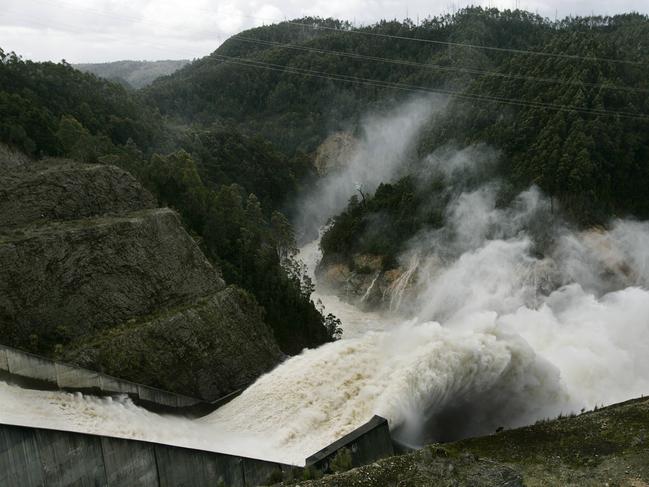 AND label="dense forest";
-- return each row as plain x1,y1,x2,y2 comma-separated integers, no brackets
148,9,649,218
2,7,649,339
